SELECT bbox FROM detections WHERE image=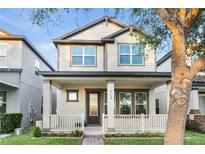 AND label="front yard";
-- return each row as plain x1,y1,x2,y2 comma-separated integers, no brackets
0,128,81,145
104,131,205,145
